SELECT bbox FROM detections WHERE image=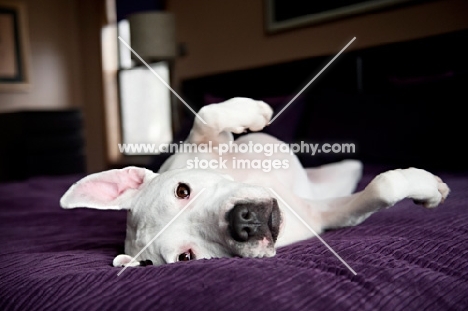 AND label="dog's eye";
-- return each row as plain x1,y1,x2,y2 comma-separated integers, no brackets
175,183,191,199
178,250,193,262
